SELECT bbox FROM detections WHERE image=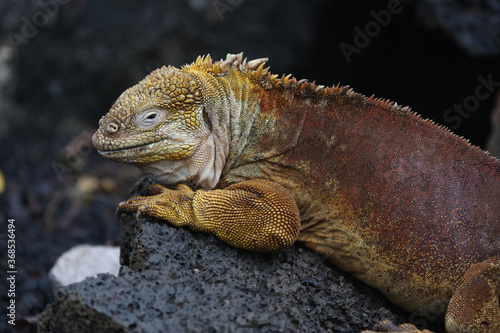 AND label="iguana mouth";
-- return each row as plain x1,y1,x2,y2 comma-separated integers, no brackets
97,137,195,163
97,141,158,155
95,133,167,152
96,140,169,163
